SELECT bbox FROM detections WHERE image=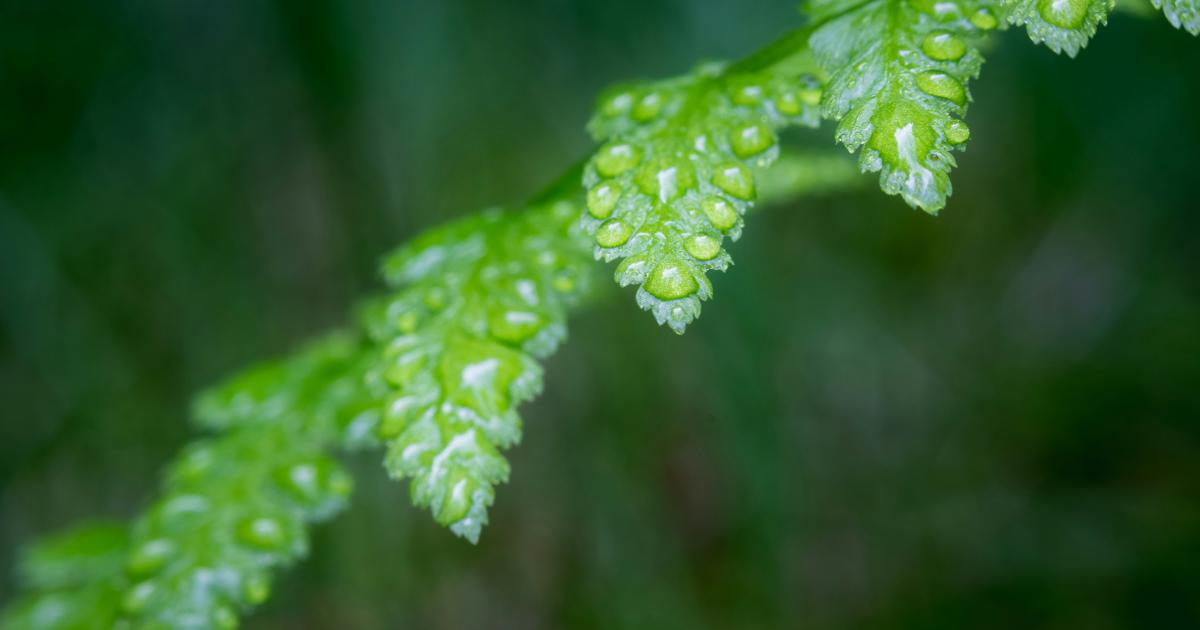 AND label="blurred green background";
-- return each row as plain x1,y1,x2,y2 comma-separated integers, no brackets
2,1,1199,628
